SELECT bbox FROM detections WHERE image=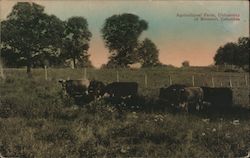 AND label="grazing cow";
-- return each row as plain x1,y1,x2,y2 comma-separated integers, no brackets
88,80,106,99
178,87,204,112
159,84,187,107
58,79,90,97
201,87,233,108
104,82,138,98
159,84,204,112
